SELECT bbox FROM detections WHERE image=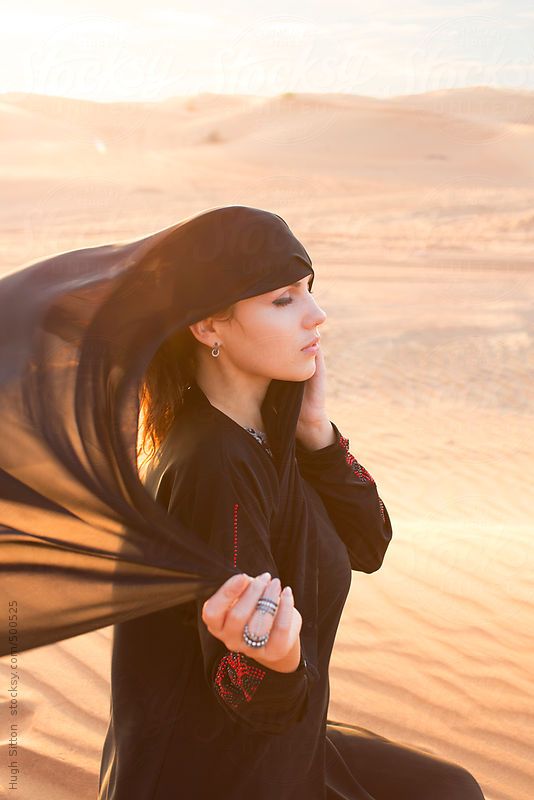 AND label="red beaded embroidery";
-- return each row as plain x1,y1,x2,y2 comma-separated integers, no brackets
212,500,267,707
232,503,239,568
214,650,266,709
337,433,387,523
